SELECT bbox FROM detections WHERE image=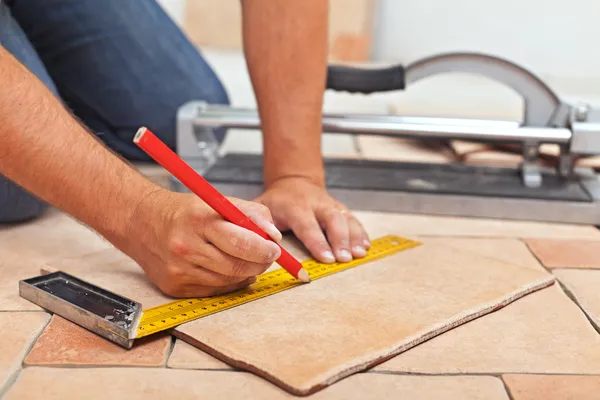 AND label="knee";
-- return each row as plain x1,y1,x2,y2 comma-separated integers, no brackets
0,177,48,224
